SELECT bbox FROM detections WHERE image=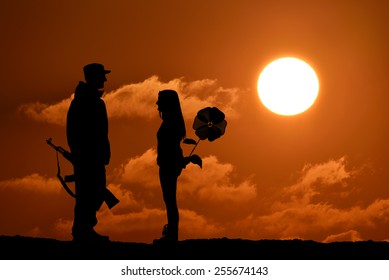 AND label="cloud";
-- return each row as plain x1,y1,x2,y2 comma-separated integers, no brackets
178,209,225,239
323,230,363,243
25,227,43,238
0,173,60,194
179,155,257,203
115,148,160,189
106,183,143,213
114,149,257,204
98,207,164,231
230,157,389,241
19,76,241,125
111,147,258,210
19,97,73,126
283,156,355,205
105,76,240,121
54,218,74,240
247,157,359,240
299,156,352,186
